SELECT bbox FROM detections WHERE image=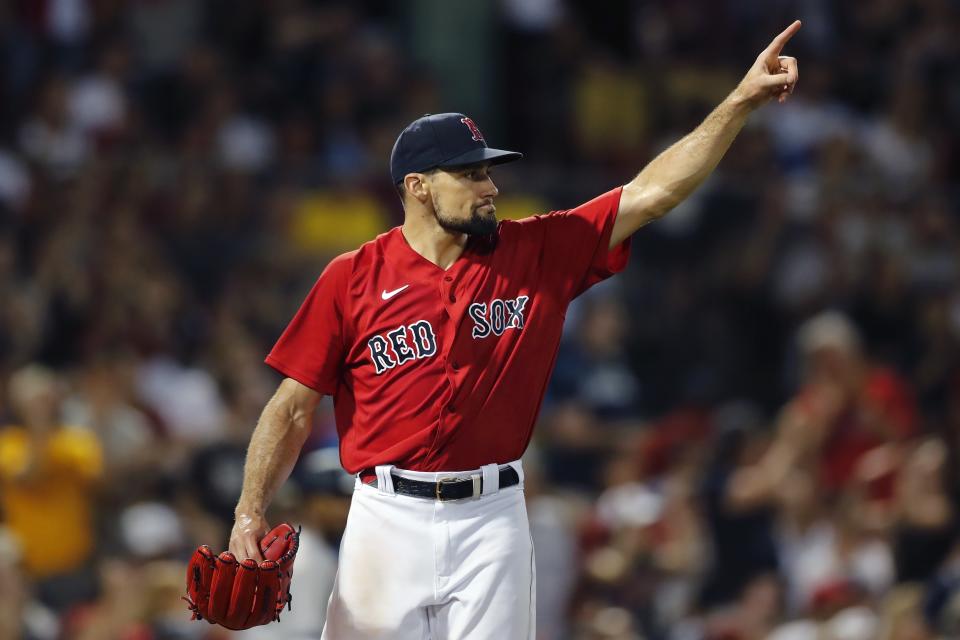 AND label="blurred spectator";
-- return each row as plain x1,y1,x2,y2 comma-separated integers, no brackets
18,76,89,177
128,0,201,71
791,311,917,494
552,295,643,421
777,471,895,613
0,527,58,640
702,574,783,640
892,437,957,583
62,557,156,640
878,584,936,640
210,85,276,174
0,147,31,213
0,365,102,610
61,357,160,489
698,402,783,608
136,356,227,445
119,502,187,561
544,294,644,489
67,39,130,141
